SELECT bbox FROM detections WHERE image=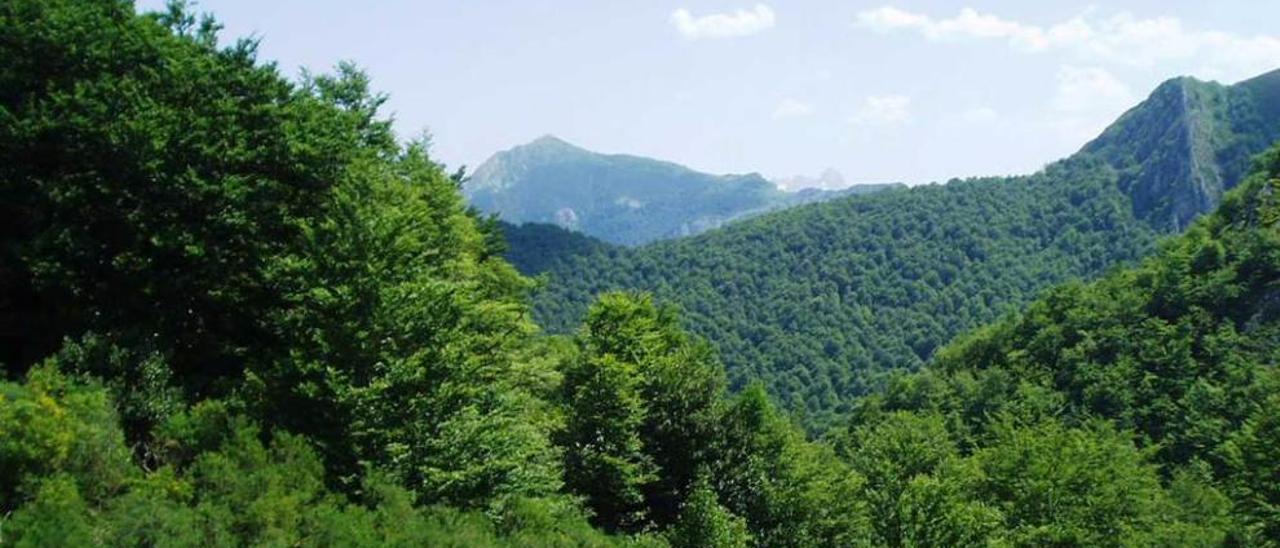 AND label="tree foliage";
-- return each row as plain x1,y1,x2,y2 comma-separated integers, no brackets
849,149,1280,544
519,159,1164,429
3,0,1280,545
